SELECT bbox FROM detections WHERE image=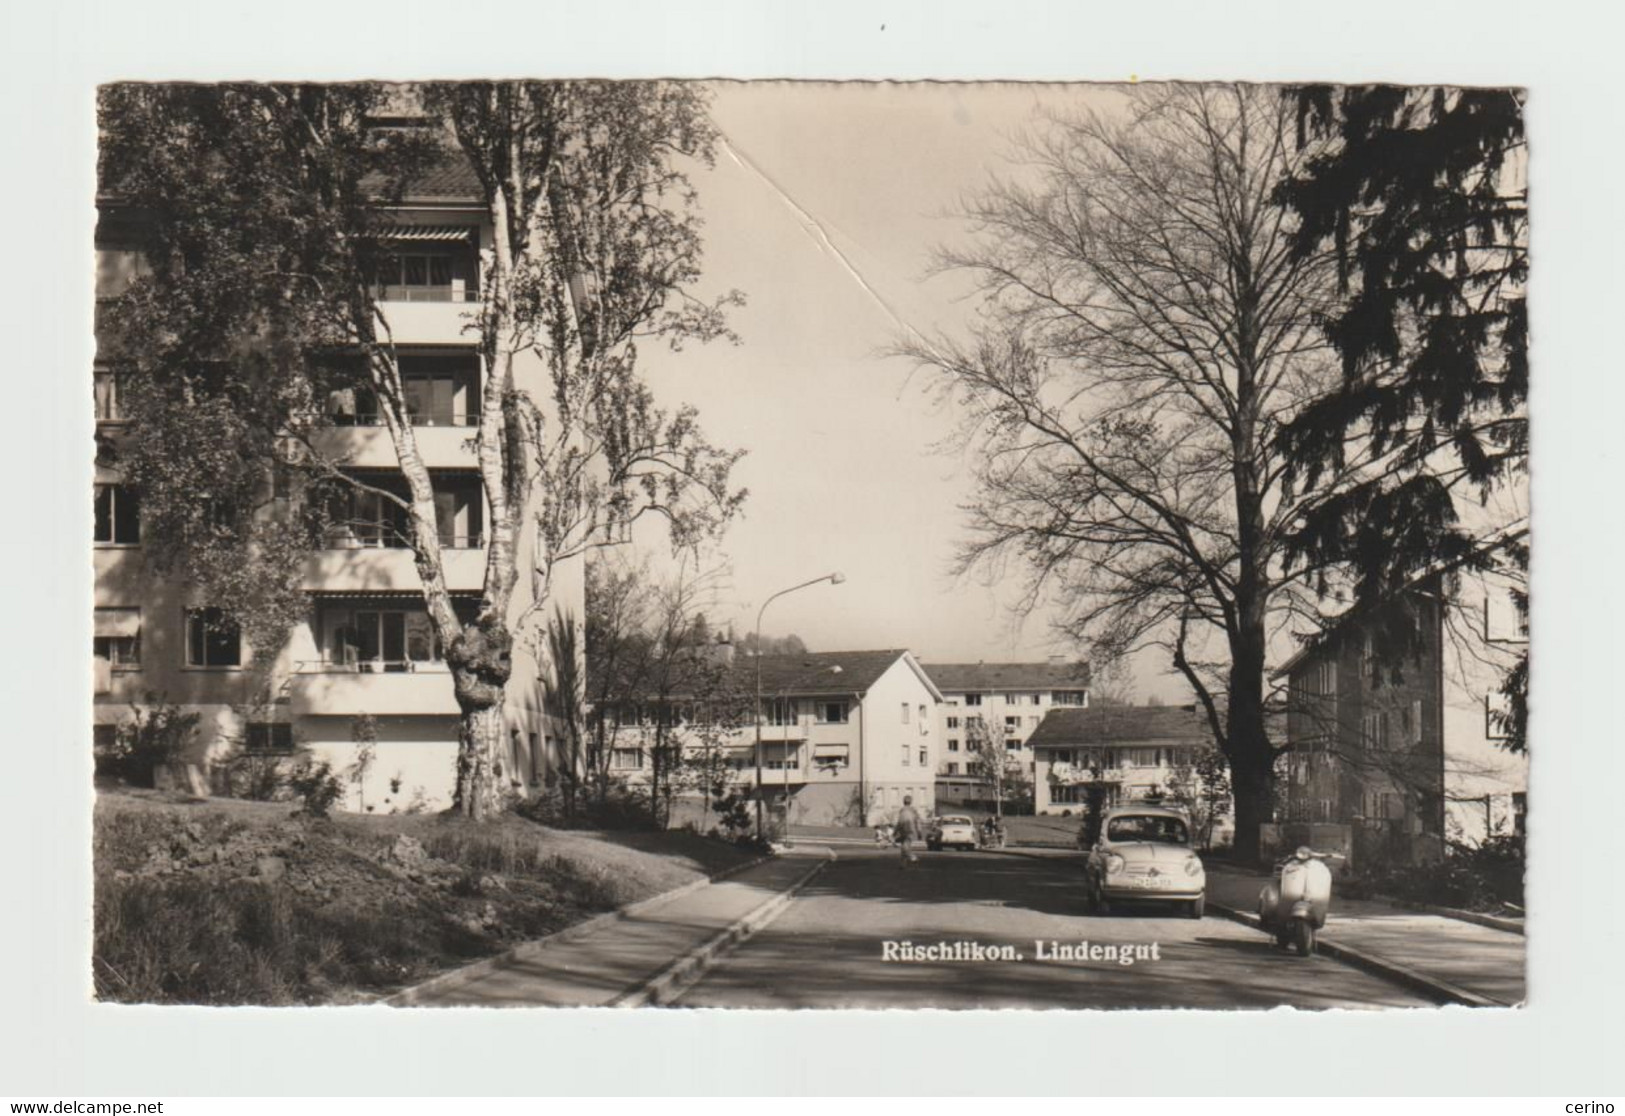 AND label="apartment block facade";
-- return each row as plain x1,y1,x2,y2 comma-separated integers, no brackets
1024,705,1216,817
1276,579,1527,867
595,648,943,827
921,661,1091,805
94,157,577,811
